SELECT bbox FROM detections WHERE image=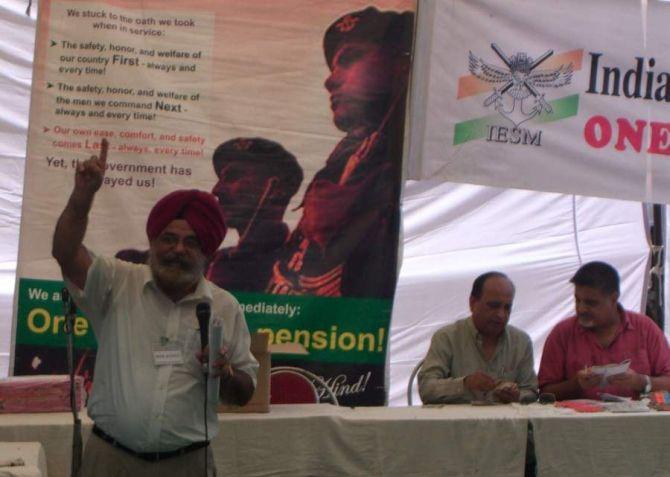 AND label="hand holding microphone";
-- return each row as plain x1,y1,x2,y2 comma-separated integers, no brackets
210,346,233,382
